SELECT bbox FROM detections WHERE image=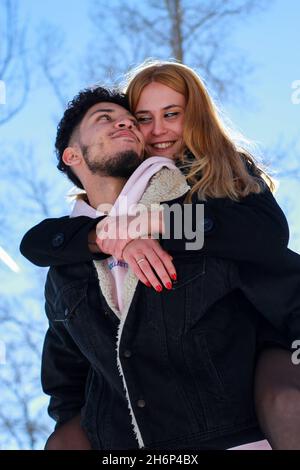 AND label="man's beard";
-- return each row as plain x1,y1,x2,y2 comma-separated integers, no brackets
81,146,142,178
